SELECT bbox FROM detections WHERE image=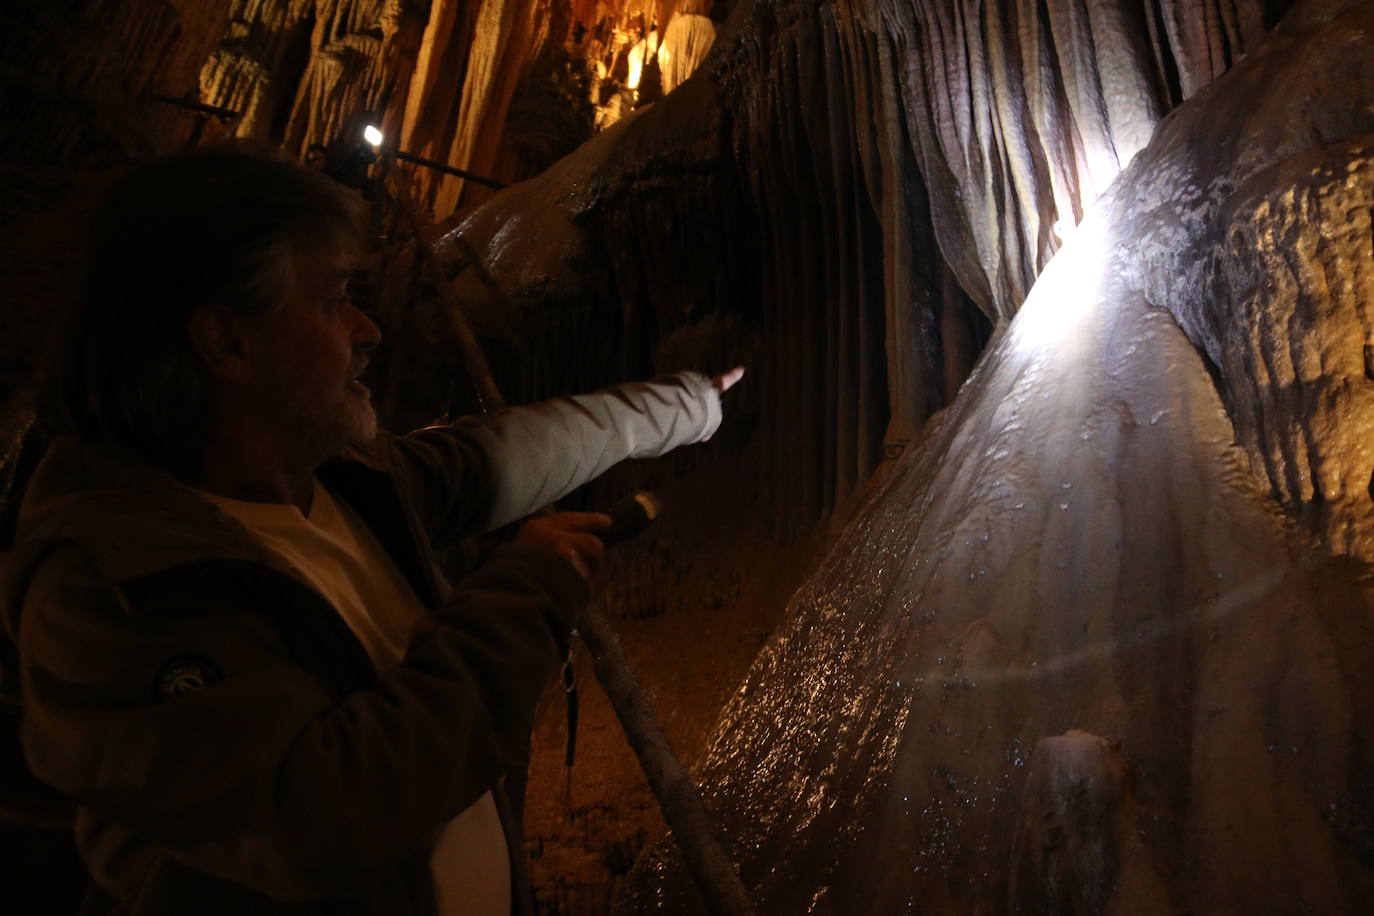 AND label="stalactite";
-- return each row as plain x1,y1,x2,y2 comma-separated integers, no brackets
198,0,313,141
188,0,729,214
437,0,549,213
198,1,427,163
658,13,715,93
